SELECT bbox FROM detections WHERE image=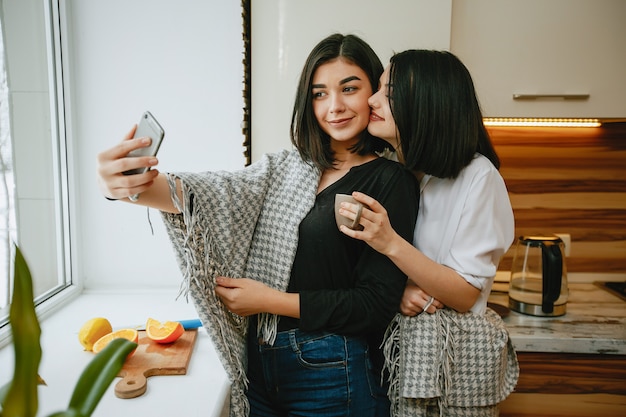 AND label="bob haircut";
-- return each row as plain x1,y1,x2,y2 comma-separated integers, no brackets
388,50,500,178
291,33,385,170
